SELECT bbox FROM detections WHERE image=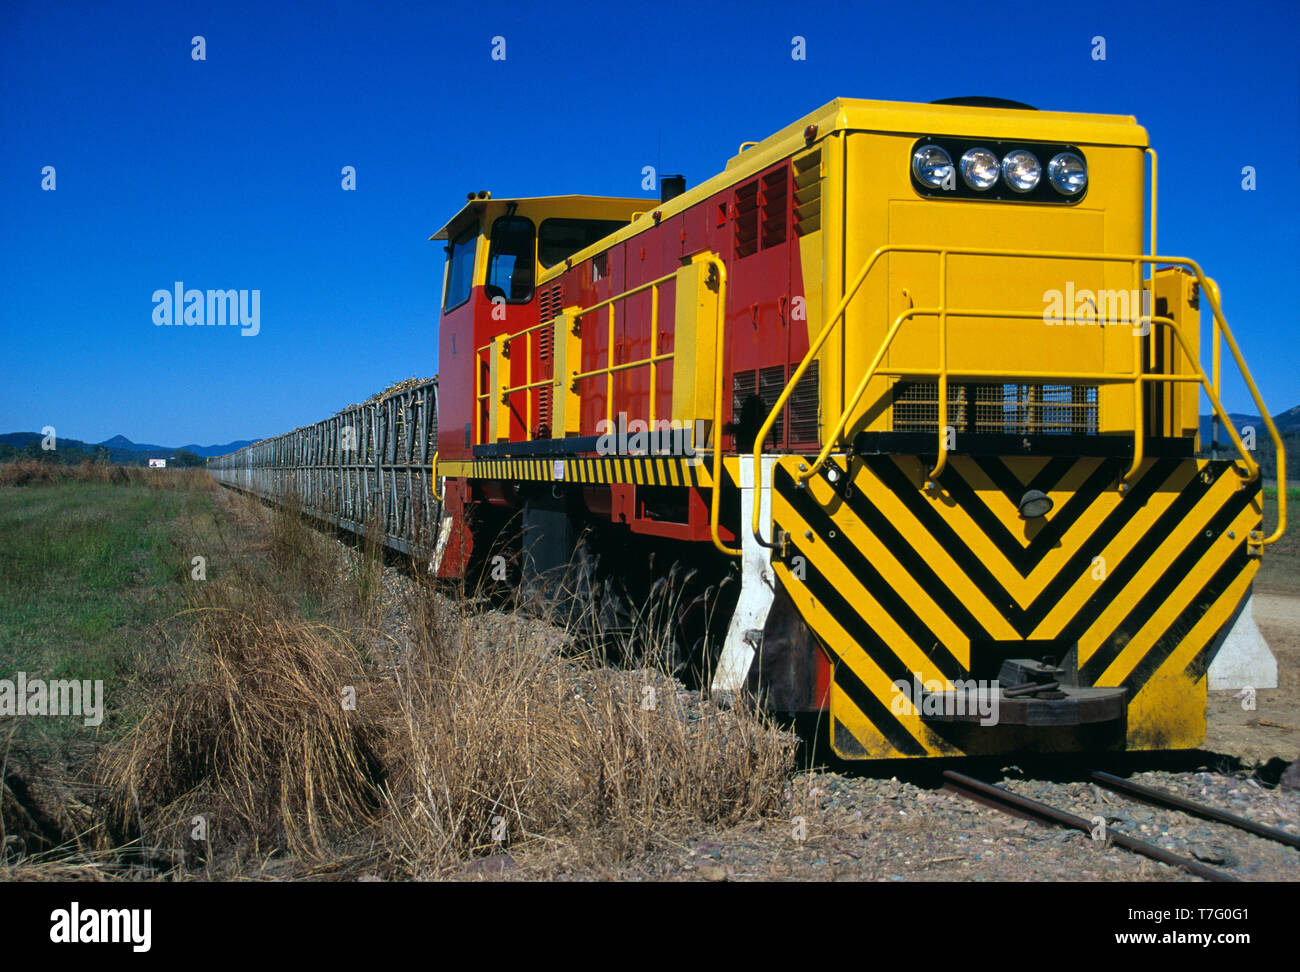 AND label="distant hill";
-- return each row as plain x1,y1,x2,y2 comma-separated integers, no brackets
1271,404,1300,434
0,432,257,465
1198,405,1300,483
90,434,257,458
1198,406,1300,445
1198,413,1262,445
